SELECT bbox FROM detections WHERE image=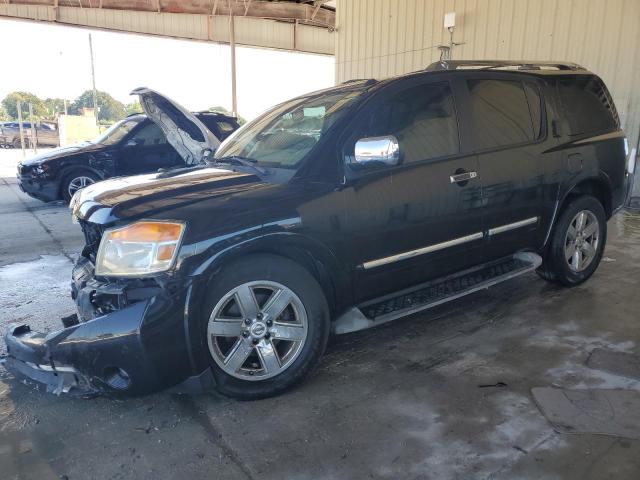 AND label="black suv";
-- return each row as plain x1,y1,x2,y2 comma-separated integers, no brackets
16,106,239,202
4,63,634,399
